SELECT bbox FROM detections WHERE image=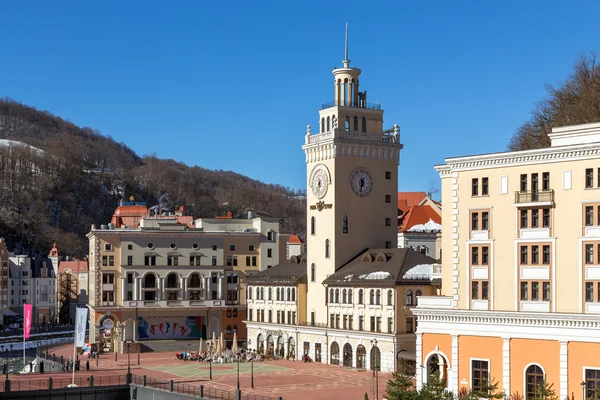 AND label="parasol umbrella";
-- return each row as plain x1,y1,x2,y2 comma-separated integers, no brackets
232,332,238,354
211,331,217,355
199,338,205,355
215,332,222,357
219,331,225,354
